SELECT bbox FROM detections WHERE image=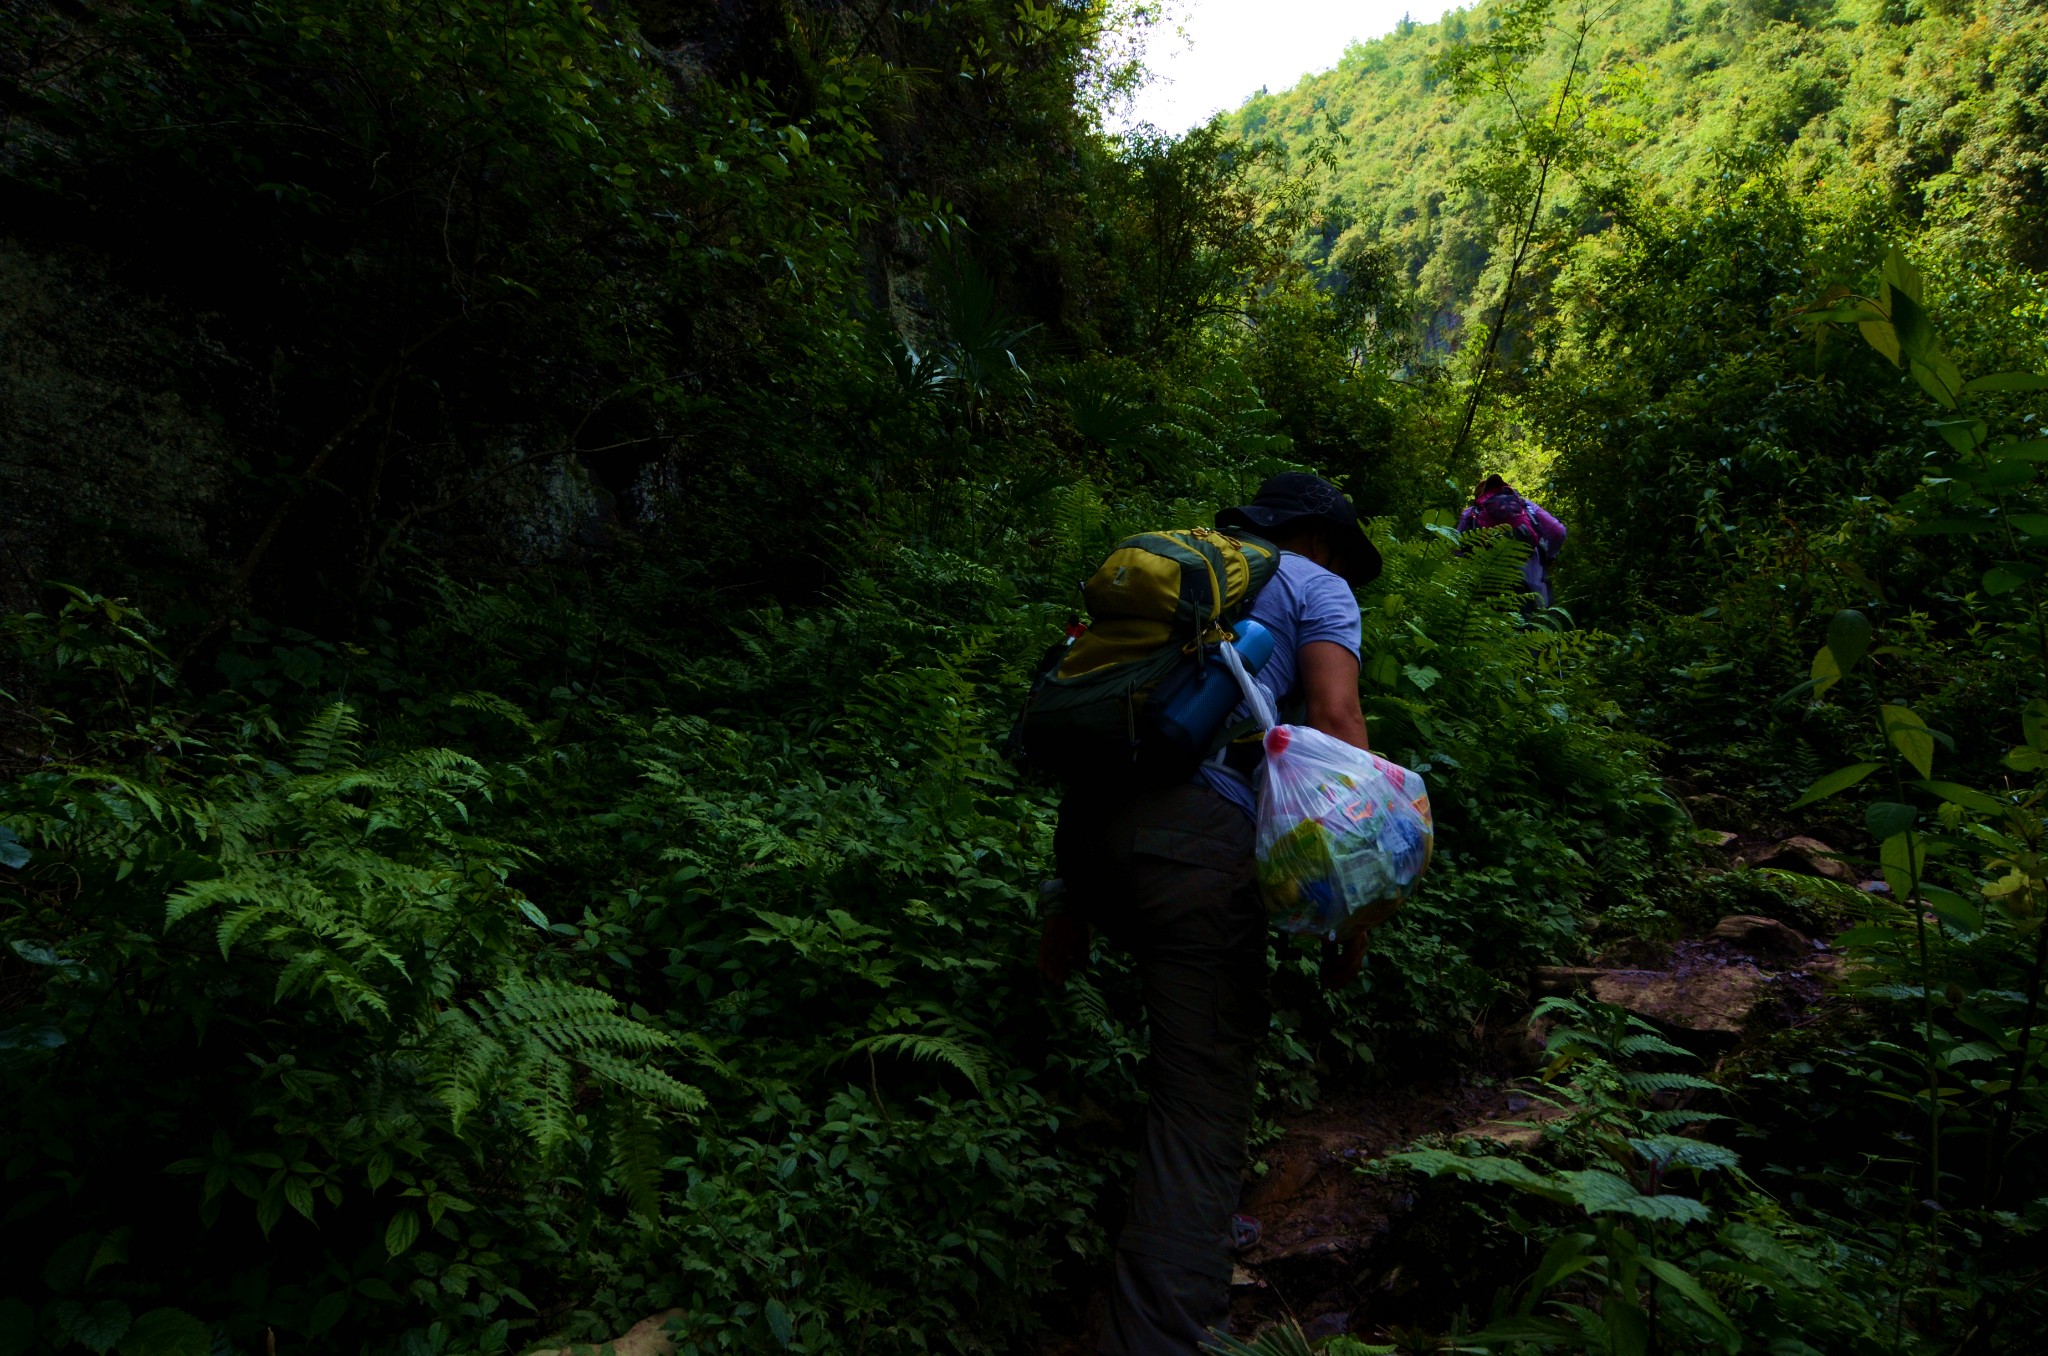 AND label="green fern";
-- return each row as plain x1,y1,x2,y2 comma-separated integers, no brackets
846,1032,991,1098
293,701,364,772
